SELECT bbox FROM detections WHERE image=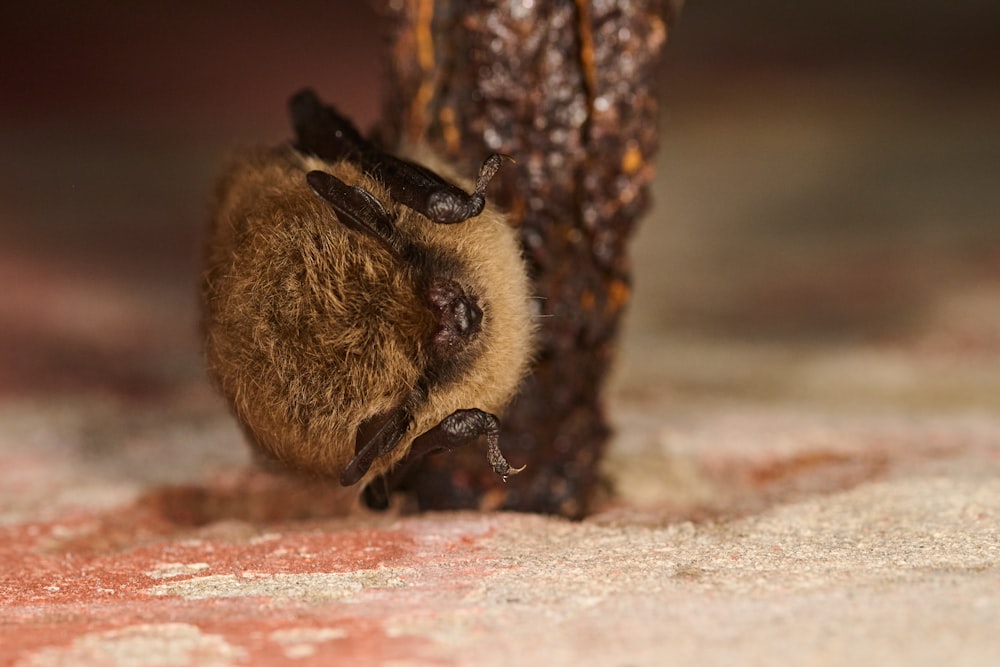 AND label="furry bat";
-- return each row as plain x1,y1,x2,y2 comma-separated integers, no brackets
201,89,534,507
